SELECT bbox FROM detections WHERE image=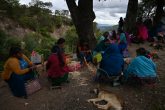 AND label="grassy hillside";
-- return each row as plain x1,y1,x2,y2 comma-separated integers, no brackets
0,0,75,70
0,0,103,71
